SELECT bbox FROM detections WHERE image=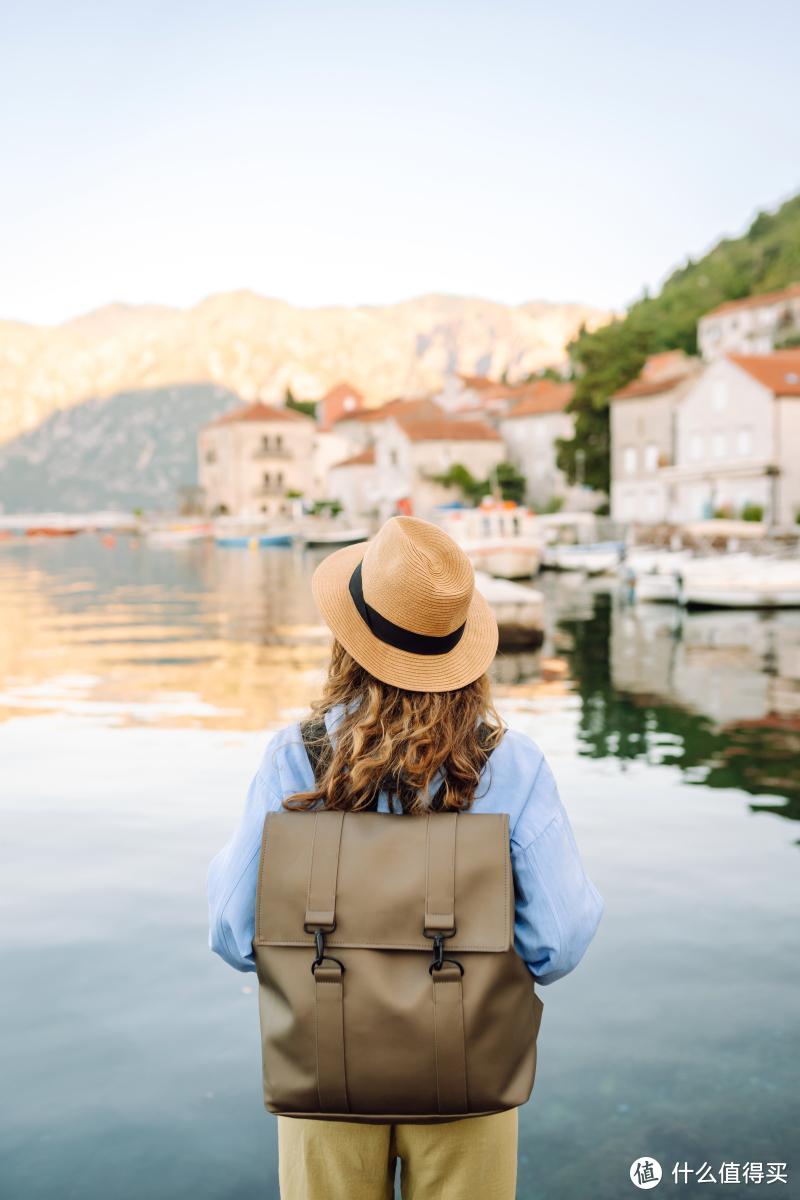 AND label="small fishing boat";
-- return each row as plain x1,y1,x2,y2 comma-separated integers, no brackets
474,571,544,649
622,550,692,603
544,541,623,576
678,557,800,609
213,518,294,548
24,526,82,538
440,502,541,580
300,525,370,547
215,531,294,548
145,522,212,546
